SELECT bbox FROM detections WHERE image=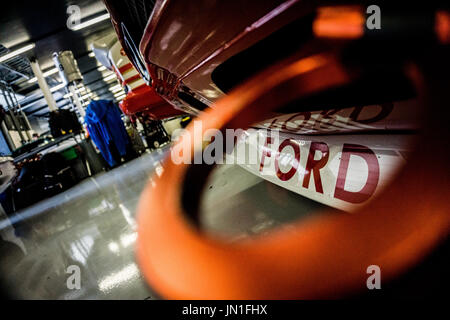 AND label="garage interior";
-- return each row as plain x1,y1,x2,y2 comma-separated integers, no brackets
0,0,179,299
0,0,448,301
